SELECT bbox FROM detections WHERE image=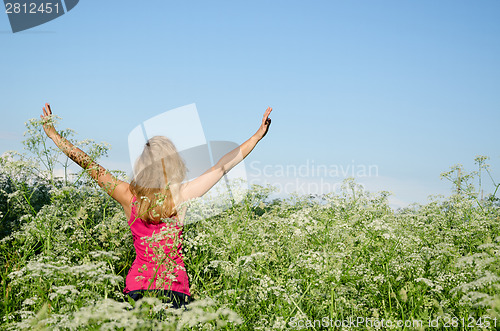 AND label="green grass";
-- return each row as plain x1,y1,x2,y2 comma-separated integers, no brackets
1,120,499,330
